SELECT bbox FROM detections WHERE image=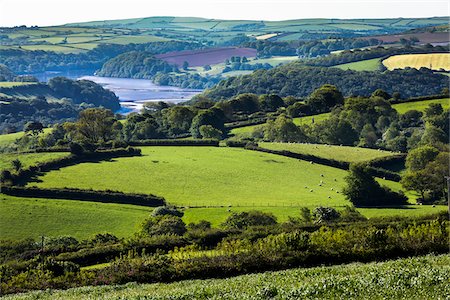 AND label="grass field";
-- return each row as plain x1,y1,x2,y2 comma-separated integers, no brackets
7,254,450,299
0,194,151,240
0,152,70,172
259,142,397,163
29,146,352,207
392,98,449,114
382,53,450,71
333,58,382,71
